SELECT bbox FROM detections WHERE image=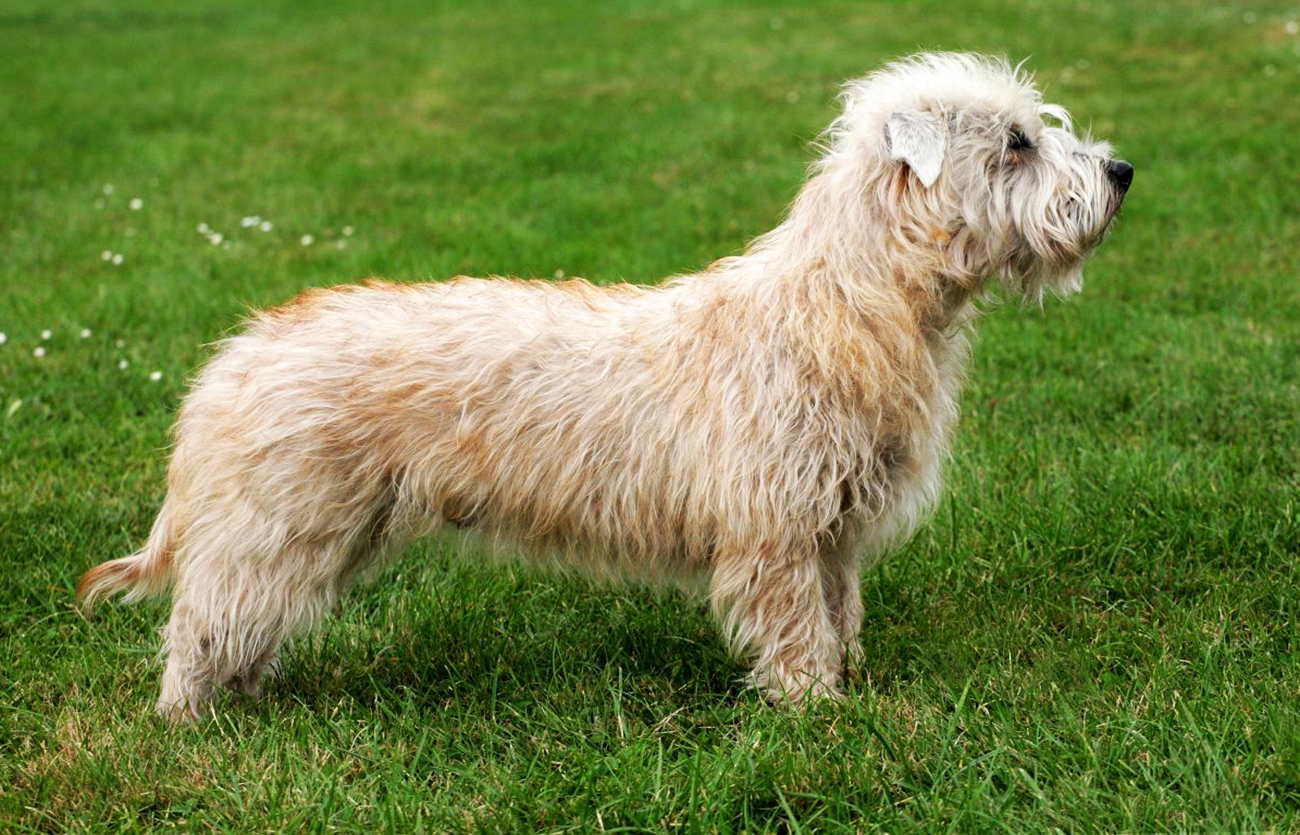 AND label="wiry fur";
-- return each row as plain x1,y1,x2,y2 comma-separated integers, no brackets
79,53,1130,722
